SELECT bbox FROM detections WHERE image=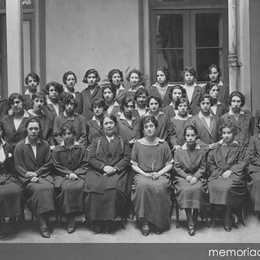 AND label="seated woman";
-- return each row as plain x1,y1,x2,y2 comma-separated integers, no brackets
171,98,193,151
52,123,88,234
208,122,247,232
174,125,208,236
14,118,55,238
54,93,87,146
132,88,149,119
0,122,24,237
102,84,120,116
1,93,32,149
86,98,107,148
248,118,260,219
84,114,131,234
27,92,55,147
131,116,173,236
